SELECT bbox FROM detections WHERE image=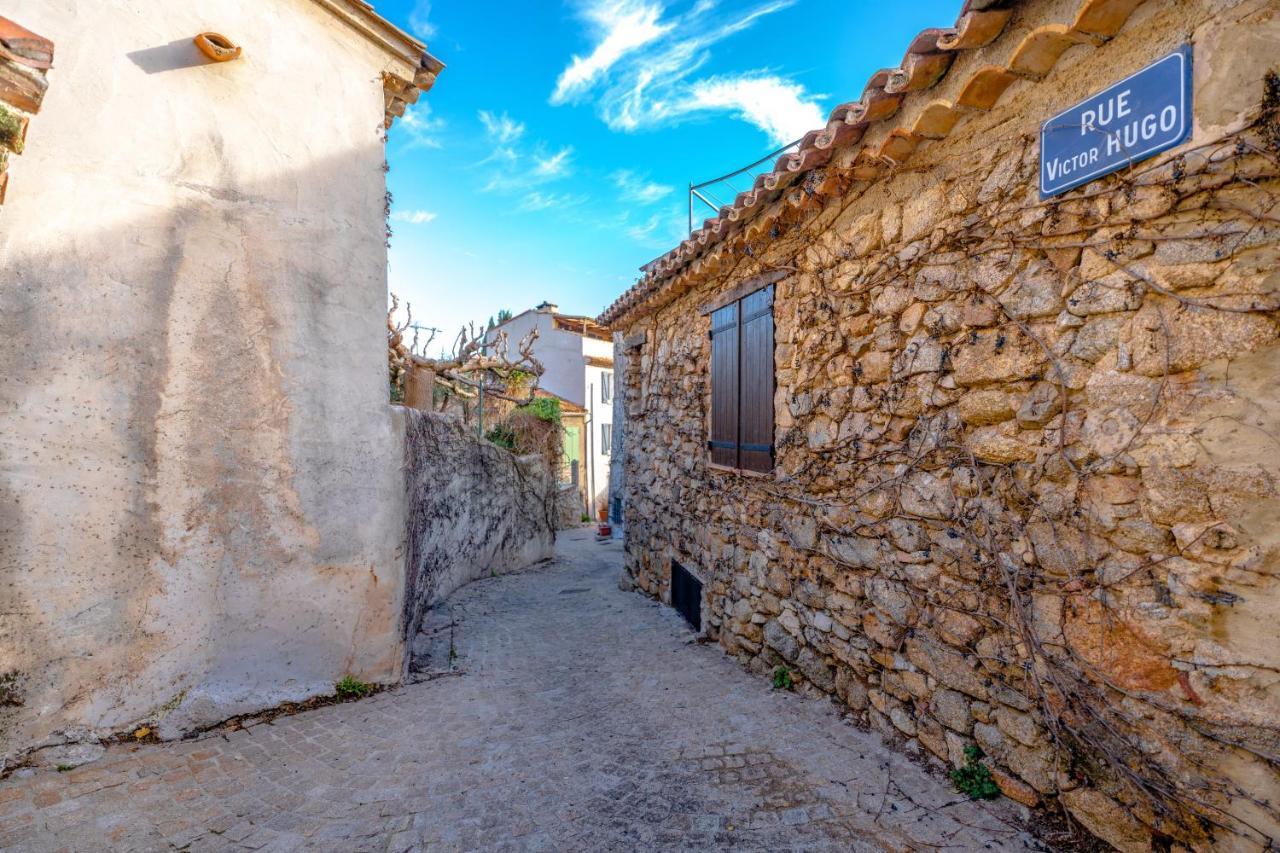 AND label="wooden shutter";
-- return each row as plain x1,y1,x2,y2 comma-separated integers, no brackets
738,285,774,473
709,301,739,468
